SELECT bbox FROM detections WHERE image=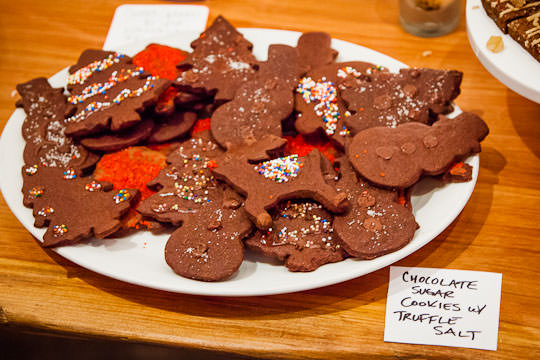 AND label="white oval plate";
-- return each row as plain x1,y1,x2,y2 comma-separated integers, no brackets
0,28,478,296
466,0,540,103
